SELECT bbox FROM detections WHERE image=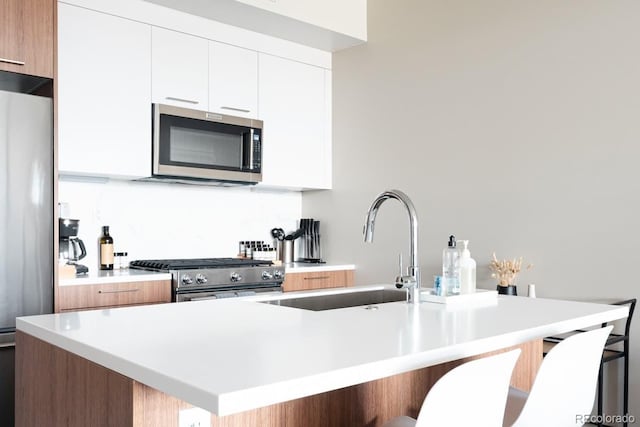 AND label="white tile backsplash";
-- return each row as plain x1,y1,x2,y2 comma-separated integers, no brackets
59,179,301,271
